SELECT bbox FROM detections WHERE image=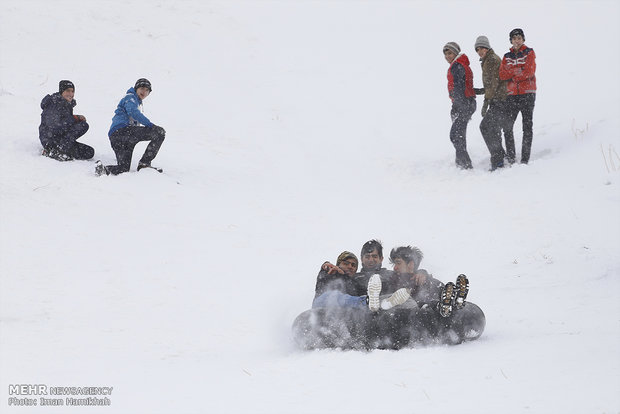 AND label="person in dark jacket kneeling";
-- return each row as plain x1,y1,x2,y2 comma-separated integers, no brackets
39,80,94,161
96,78,165,176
